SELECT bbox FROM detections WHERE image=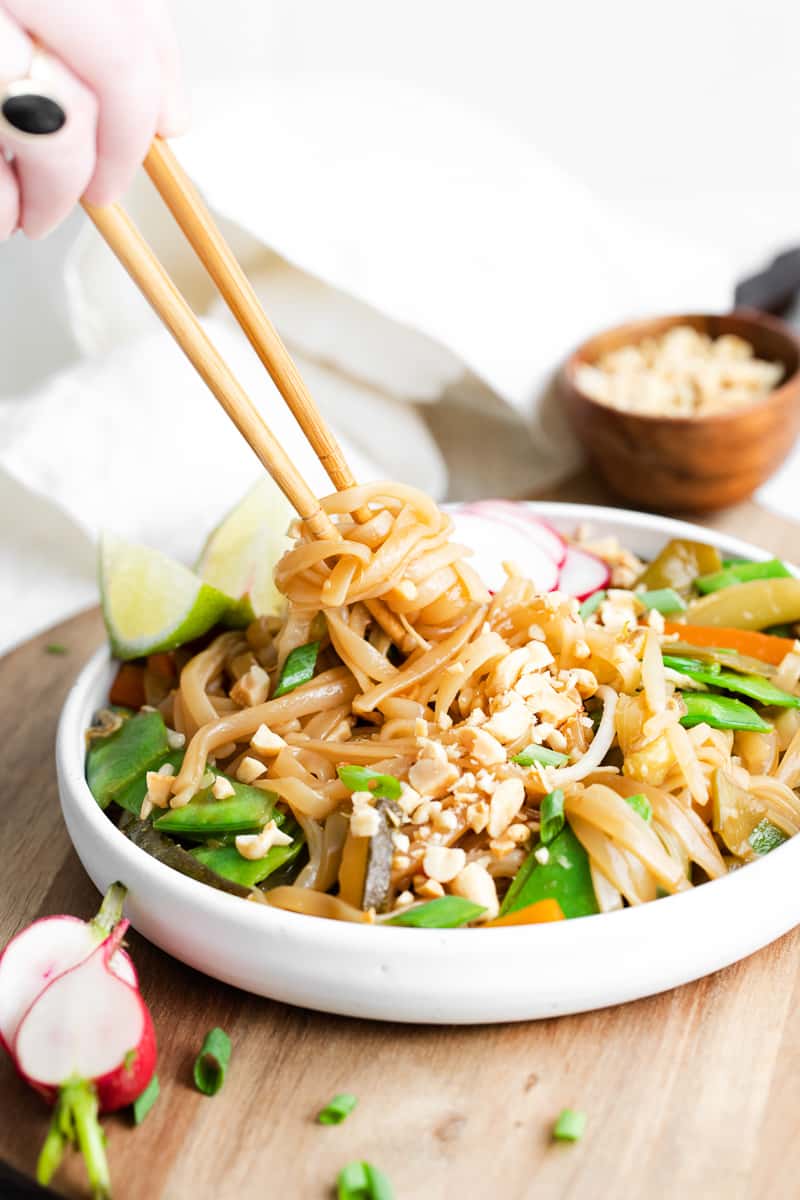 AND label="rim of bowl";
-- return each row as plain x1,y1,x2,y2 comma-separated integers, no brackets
561,309,800,426
56,502,800,956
